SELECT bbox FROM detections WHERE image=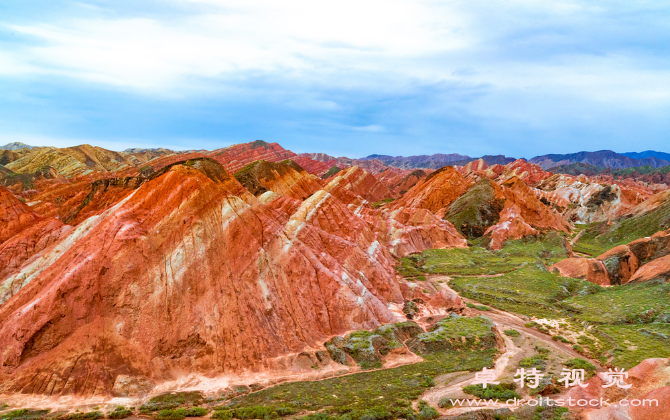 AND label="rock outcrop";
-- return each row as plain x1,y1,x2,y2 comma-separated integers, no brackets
0,159,404,396
566,357,670,419
552,229,670,285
